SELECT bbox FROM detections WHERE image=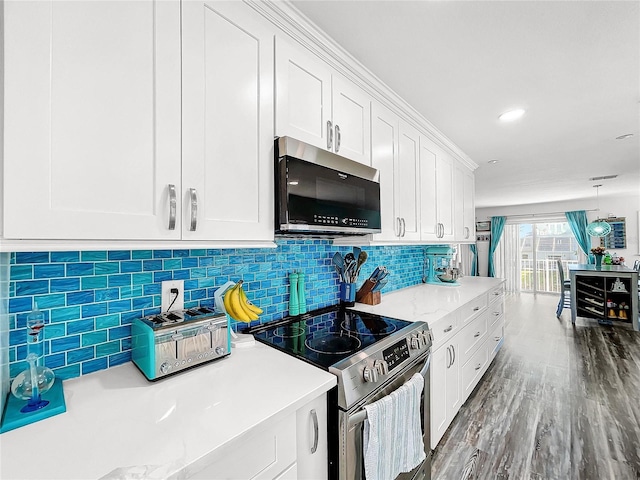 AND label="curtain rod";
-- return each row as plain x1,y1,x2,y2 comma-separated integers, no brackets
484,208,599,220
